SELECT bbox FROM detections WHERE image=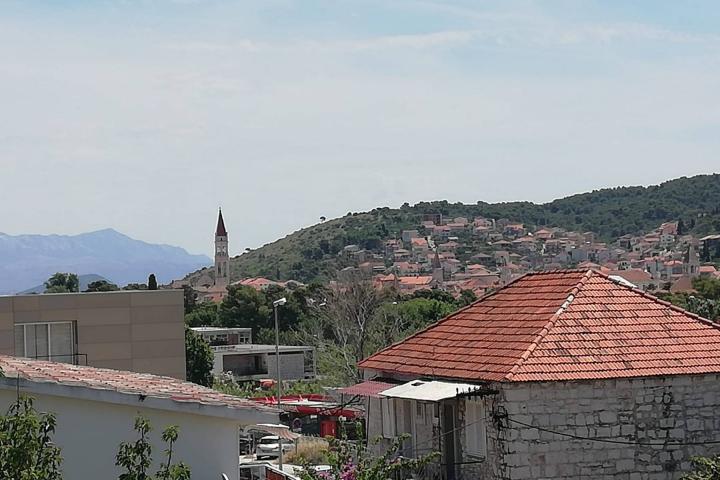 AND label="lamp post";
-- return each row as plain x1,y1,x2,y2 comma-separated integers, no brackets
272,297,287,470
